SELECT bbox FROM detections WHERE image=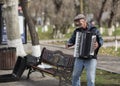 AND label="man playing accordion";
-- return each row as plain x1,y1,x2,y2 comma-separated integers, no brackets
66,14,103,86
